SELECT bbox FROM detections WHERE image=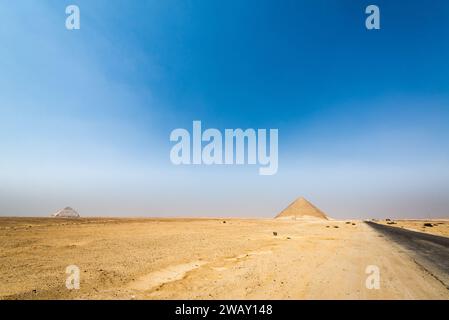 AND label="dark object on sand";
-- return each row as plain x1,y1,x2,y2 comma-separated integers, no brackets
386,219,391,221
273,232,278,236
423,223,433,227
334,226,339,228
222,221,226,224
387,221,396,225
